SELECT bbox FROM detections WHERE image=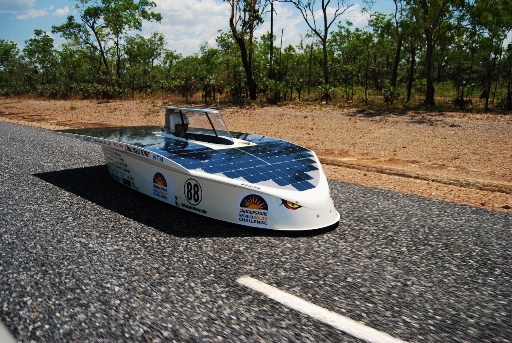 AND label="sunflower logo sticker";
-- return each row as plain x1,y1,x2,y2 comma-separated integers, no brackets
238,194,269,227
241,194,268,210
153,172,167,187
152,172,168,200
